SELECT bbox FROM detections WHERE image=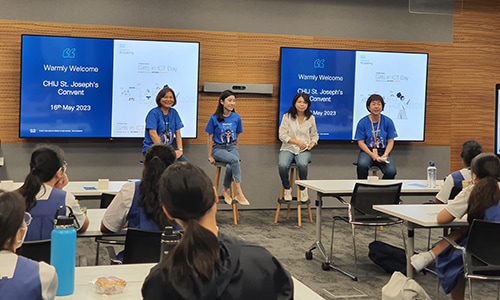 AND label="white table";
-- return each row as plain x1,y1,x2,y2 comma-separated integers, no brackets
8,181,128,198
55,263,325,299
373,204,468,278
295,179,439,279
77,209,126,238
